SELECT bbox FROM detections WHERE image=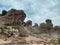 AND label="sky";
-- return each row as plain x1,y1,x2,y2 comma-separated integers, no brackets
0,0,60,26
